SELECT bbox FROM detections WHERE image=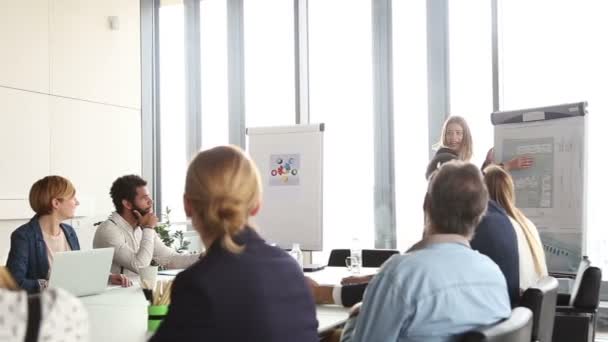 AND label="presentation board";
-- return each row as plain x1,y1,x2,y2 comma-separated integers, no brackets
492,102,587,273
246,124,324,251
